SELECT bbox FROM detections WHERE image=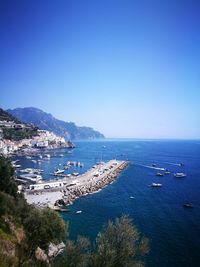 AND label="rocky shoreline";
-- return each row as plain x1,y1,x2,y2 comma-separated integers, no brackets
63,161,128,206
